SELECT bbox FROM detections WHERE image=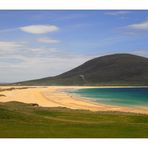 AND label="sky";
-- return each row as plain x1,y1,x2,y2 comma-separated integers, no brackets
0,10,148,82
